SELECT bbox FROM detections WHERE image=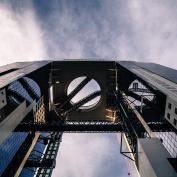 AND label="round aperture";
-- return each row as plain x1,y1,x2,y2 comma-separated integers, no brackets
8,77,41,105
67,76,101,110
128,79,154,106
